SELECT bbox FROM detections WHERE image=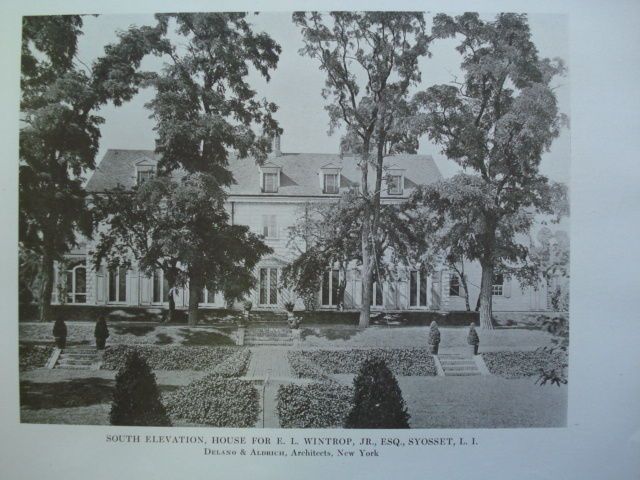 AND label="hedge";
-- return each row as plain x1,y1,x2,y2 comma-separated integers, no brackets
164,376,259,427
482,350,567,379
101,345,240,371
19,344,53,371
290,348,437,376
210,349,251,377
277,382,354,428
287,352,335,381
